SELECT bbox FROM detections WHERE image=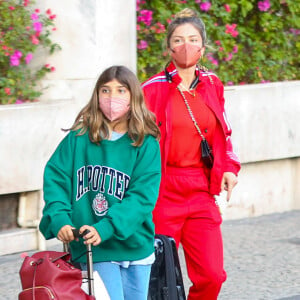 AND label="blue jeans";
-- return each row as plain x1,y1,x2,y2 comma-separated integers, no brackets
81,262,151,300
